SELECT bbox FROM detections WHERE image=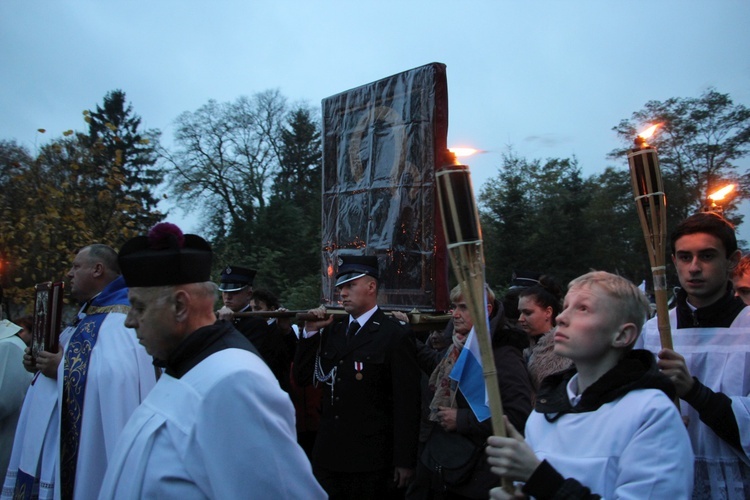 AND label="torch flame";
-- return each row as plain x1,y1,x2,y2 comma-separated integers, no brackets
449,147,480,158
708,184,735,201
637,124,661,141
